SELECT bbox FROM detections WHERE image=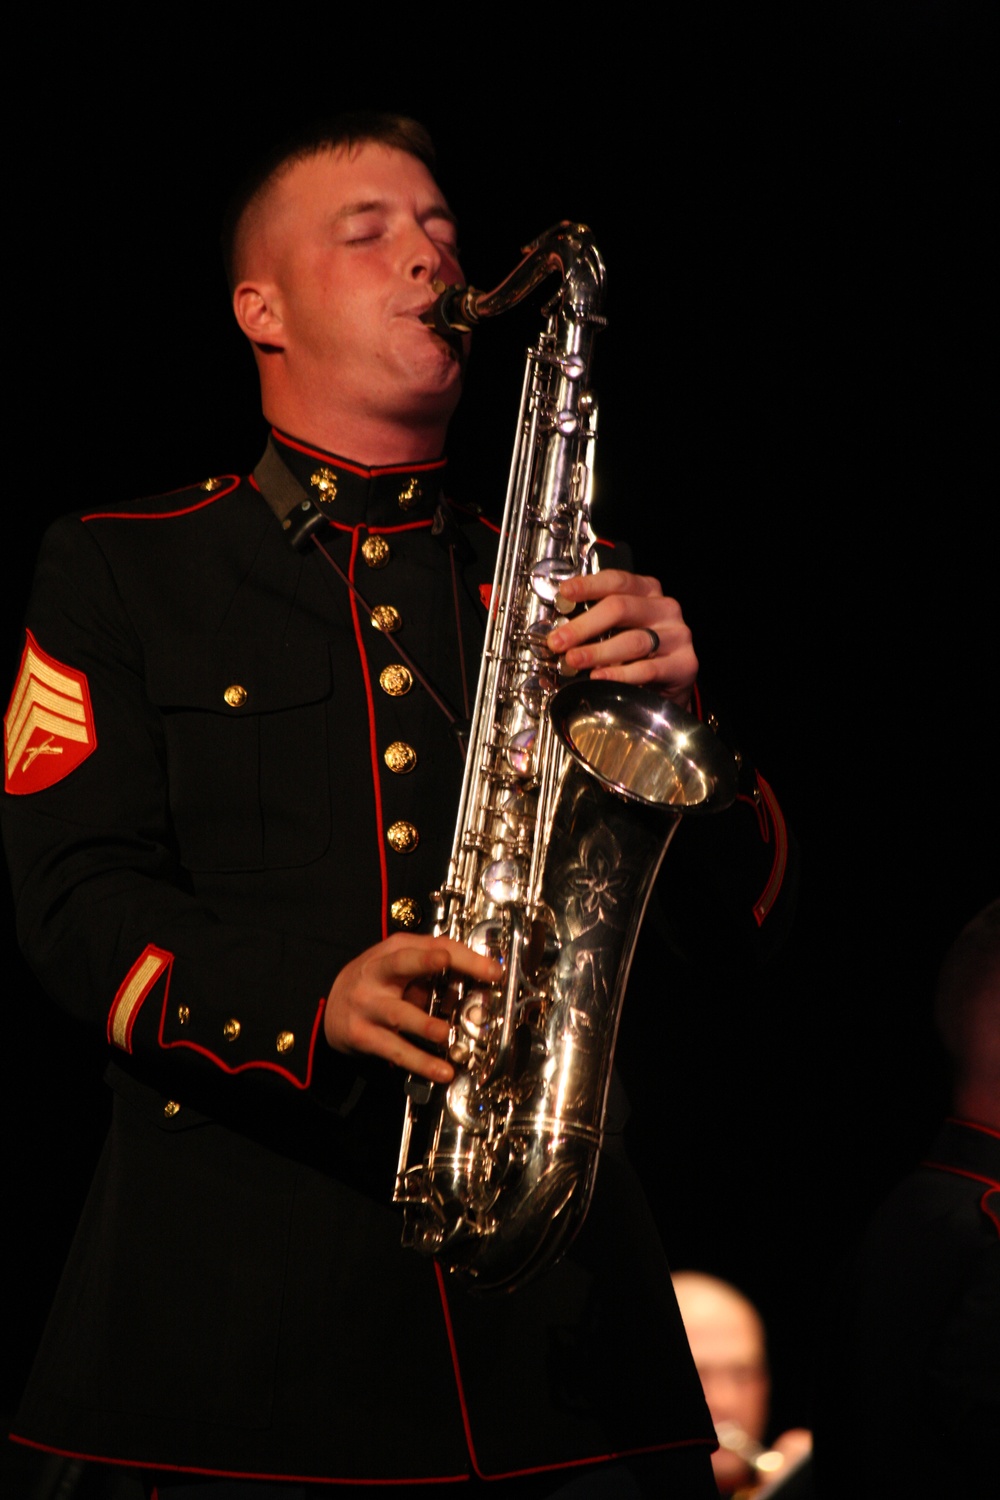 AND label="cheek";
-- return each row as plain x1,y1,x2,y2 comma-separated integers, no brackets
440,249,465,288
